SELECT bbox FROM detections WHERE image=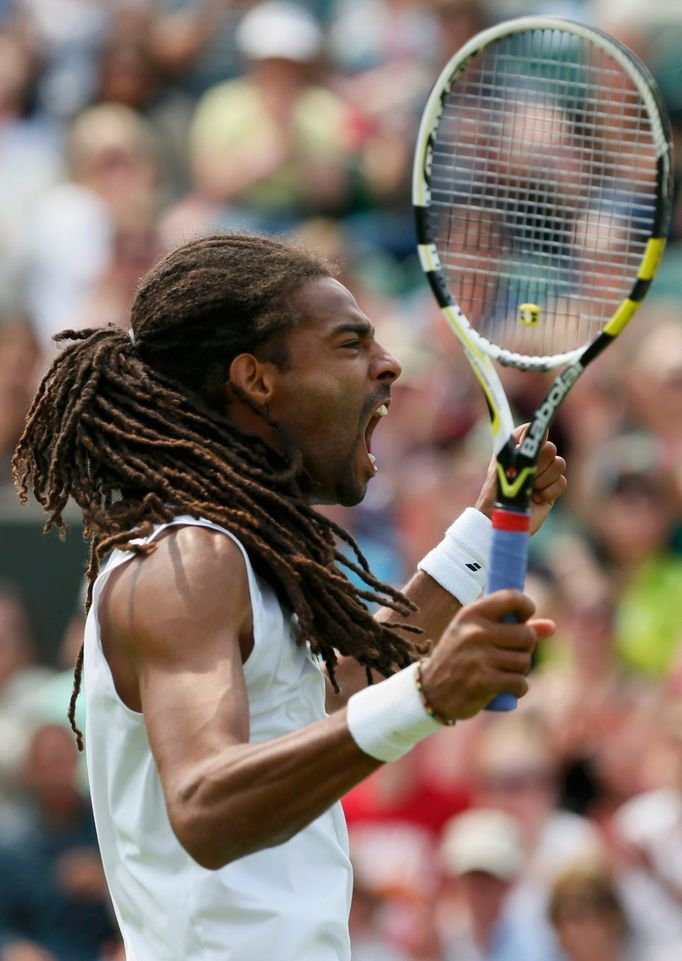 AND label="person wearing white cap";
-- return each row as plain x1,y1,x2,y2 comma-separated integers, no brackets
439,808,563,961
185,1,355,234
